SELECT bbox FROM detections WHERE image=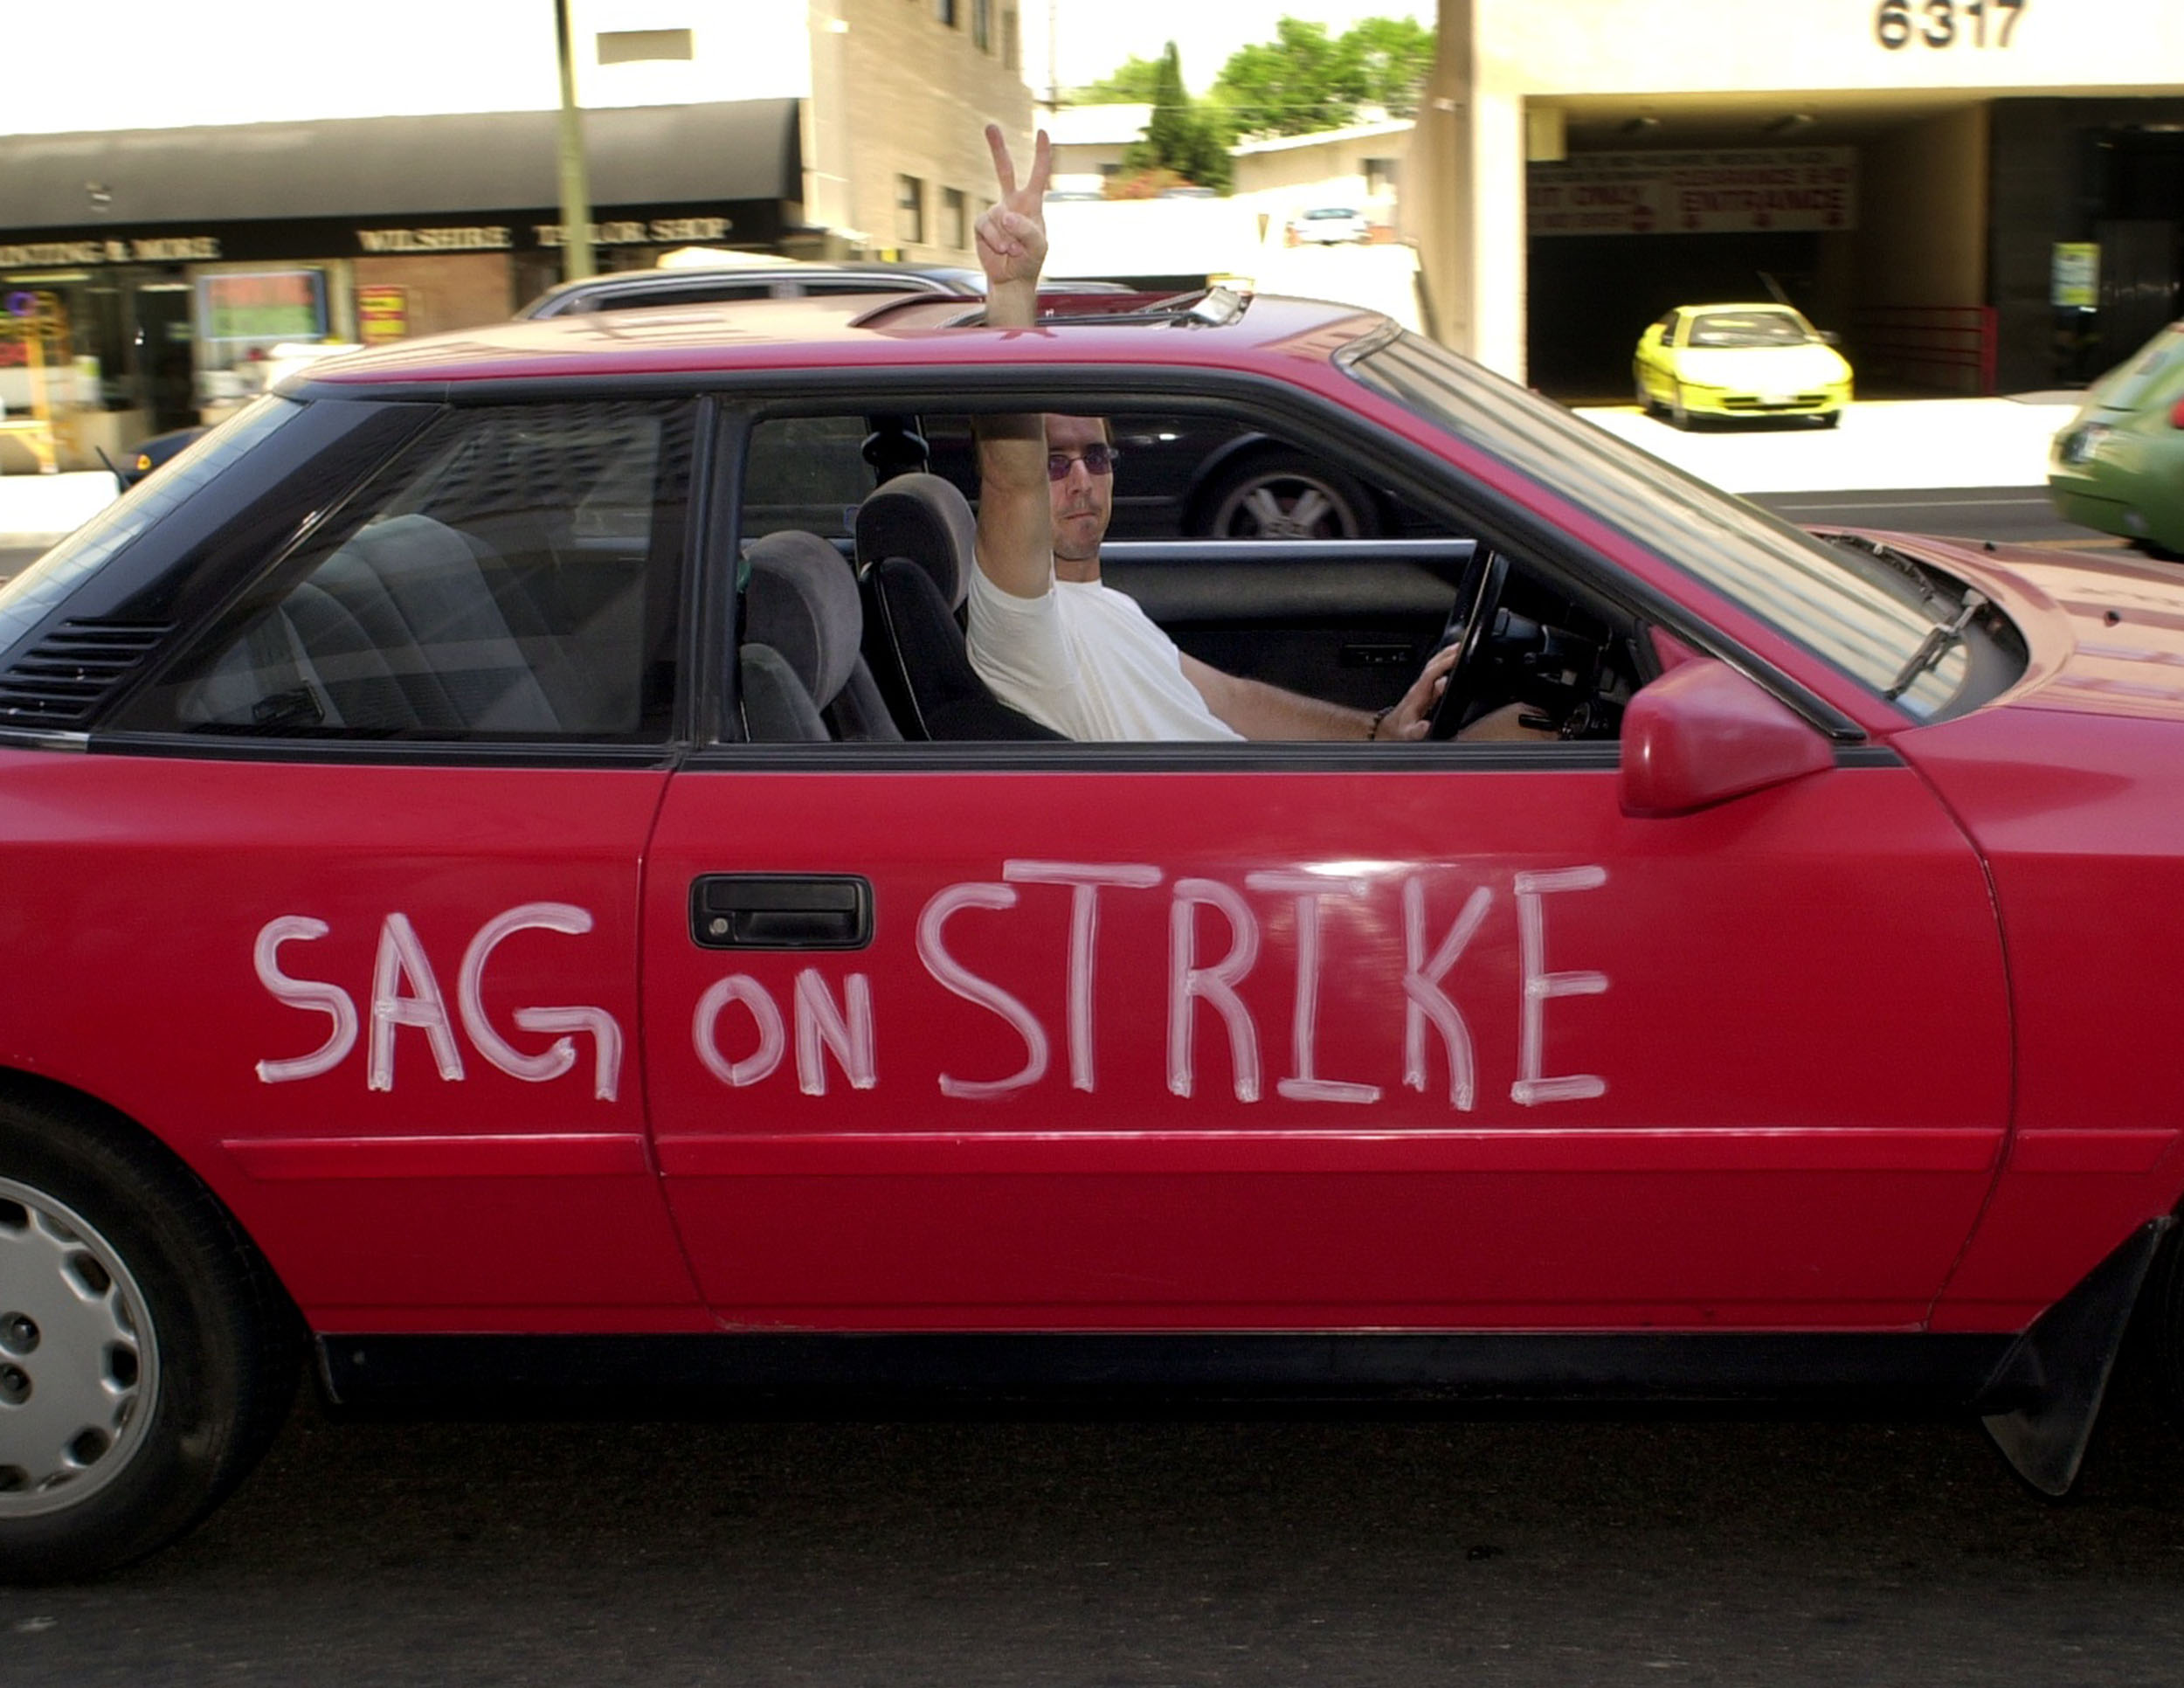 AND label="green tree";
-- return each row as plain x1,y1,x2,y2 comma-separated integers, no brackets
1119,42,1234,193
1070,53,1166,106
1212,18,1354,138
1340,15,1435,118
1213,14,1435,138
